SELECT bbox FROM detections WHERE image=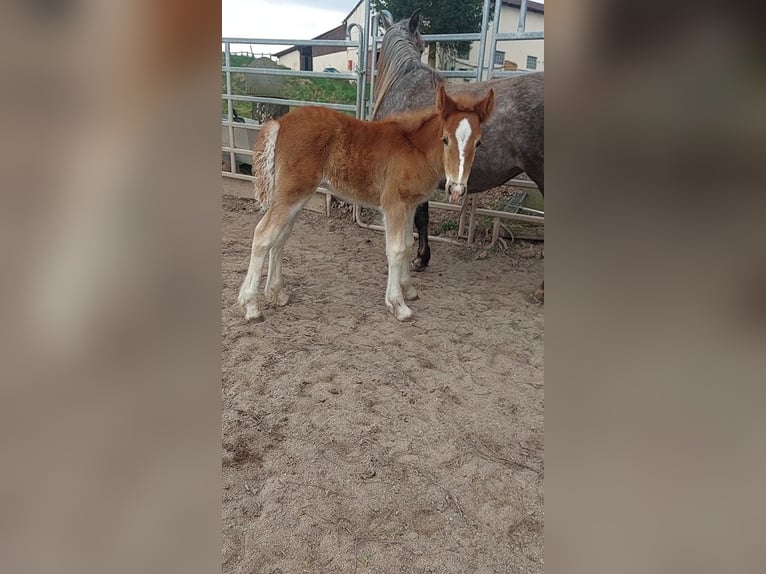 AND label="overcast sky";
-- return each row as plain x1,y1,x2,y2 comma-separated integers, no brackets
222,0,543,55
222,0,350,54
